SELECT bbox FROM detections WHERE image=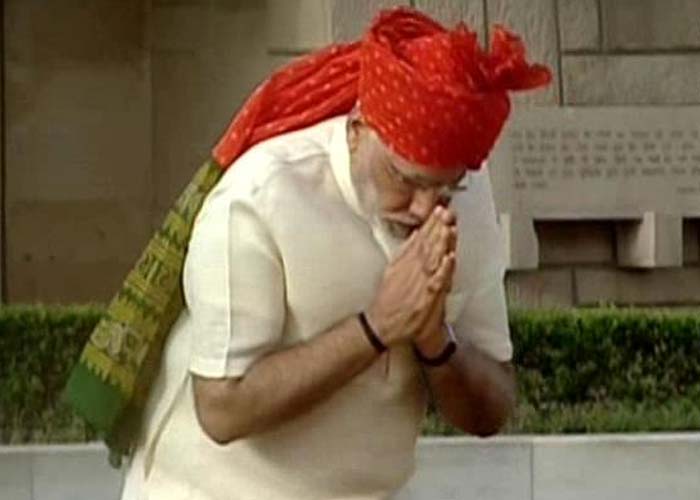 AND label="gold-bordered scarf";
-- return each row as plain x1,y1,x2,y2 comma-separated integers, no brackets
65,159,222,466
